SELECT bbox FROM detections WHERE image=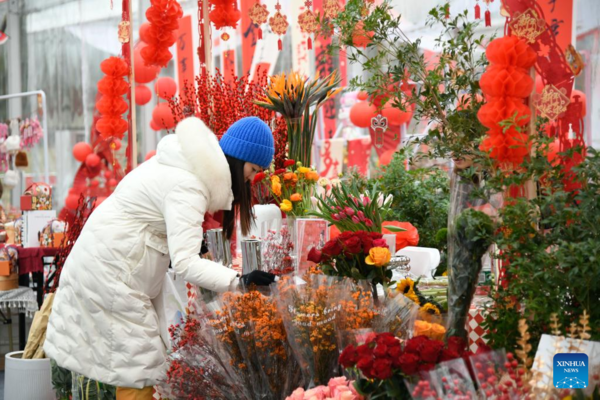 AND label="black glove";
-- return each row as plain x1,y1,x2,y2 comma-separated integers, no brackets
240,270,276,287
